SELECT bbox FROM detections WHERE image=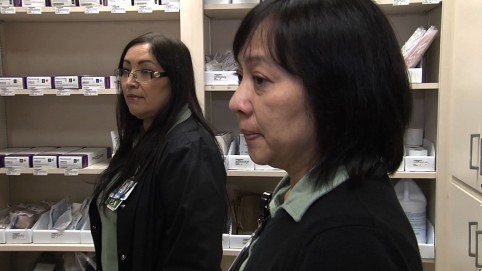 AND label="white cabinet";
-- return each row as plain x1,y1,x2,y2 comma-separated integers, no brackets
441,1,482,271
448,182,482,271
